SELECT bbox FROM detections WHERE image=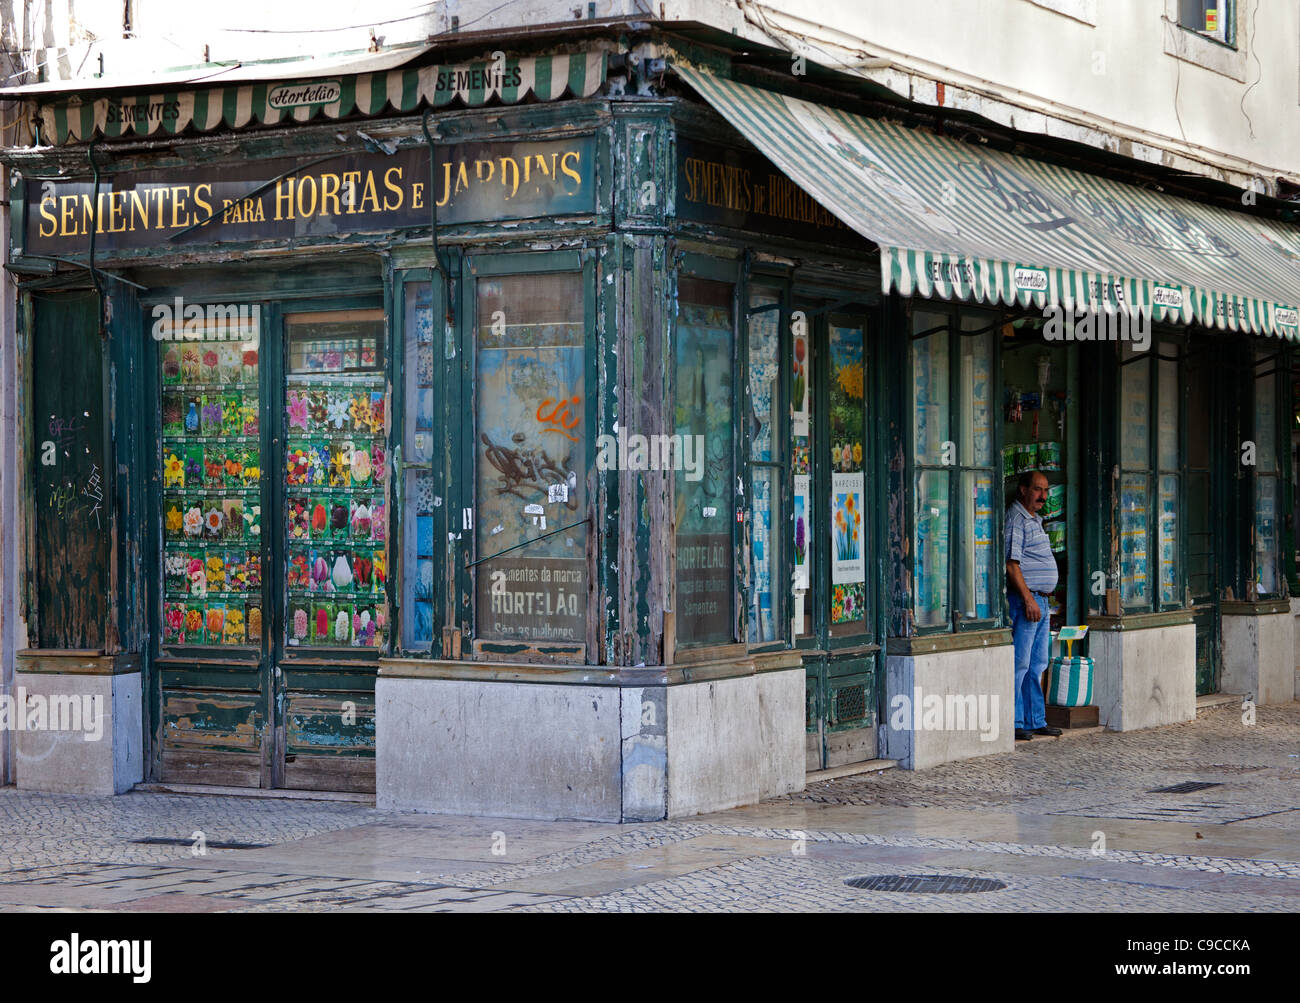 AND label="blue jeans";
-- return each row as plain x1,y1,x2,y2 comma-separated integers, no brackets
1008,592,1050,730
